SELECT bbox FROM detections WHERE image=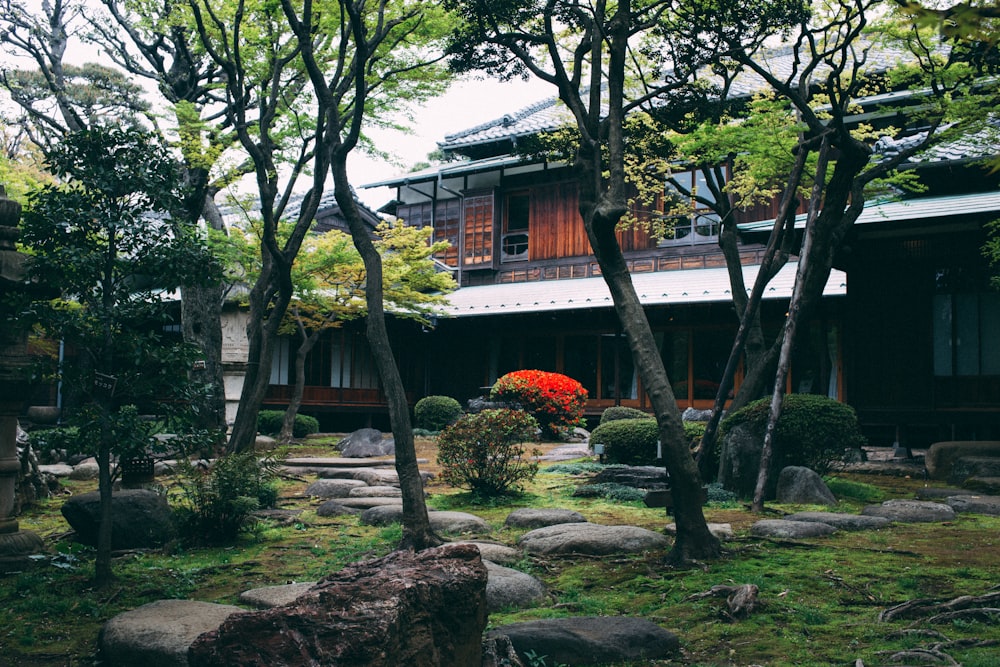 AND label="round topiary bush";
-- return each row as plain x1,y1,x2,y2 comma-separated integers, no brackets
257,410,320,439
490,370,588,440
589,417,659,466
720,393,867,476
599,406,650,424
436,408,540,497
413,395,464,431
